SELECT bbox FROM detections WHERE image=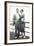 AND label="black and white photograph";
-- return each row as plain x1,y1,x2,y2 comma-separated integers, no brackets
5,1,33,44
